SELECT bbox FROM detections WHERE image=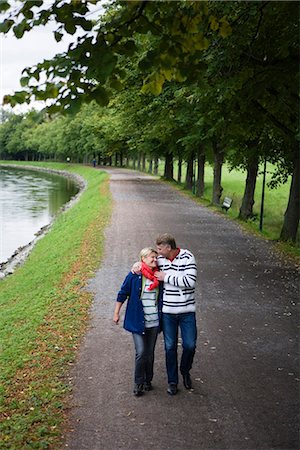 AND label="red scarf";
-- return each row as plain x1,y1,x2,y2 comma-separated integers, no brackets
141,262,159,291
